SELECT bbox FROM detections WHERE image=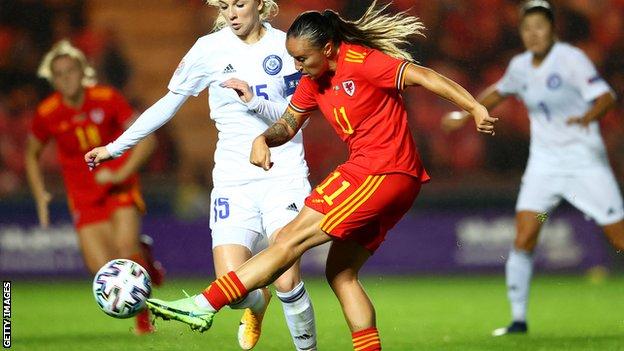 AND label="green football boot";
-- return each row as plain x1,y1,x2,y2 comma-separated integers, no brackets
146,295,214,332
